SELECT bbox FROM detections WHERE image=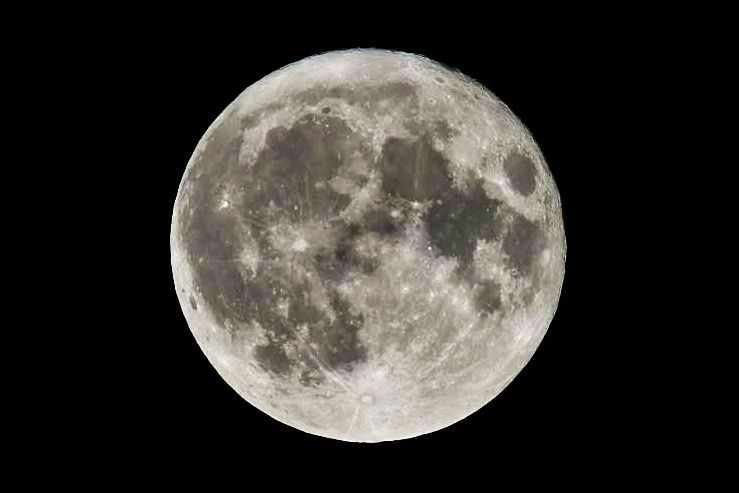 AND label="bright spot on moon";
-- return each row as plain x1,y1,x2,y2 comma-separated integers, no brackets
171,49,565,443
291,238,308,252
